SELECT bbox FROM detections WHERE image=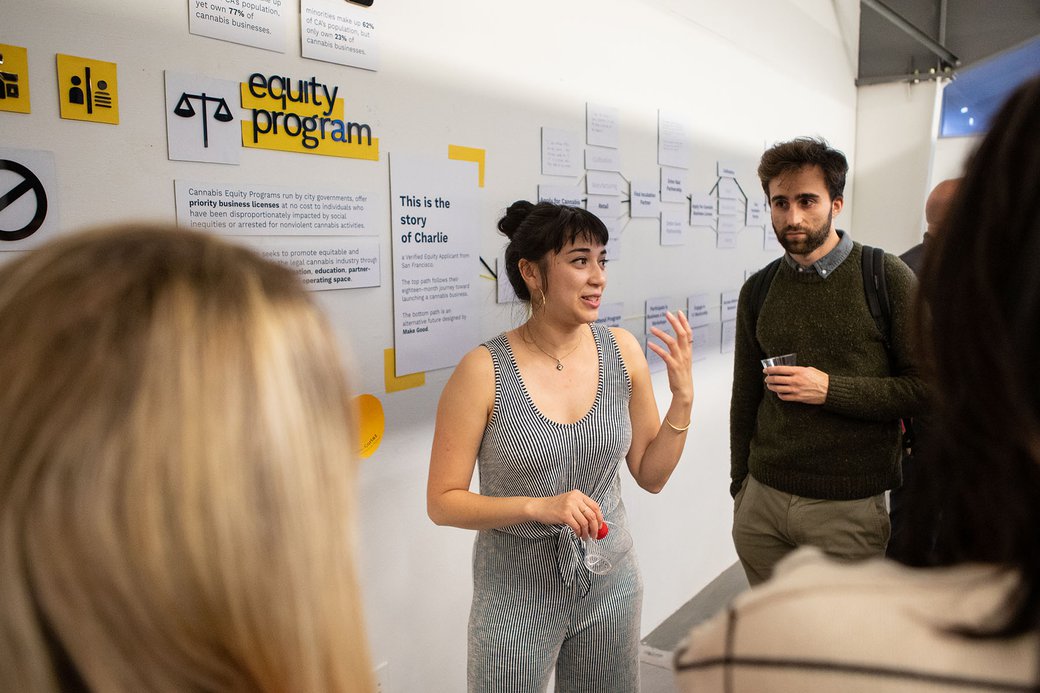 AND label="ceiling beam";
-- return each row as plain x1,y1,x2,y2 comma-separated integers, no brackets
855,67,953,86
861,0,961,68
